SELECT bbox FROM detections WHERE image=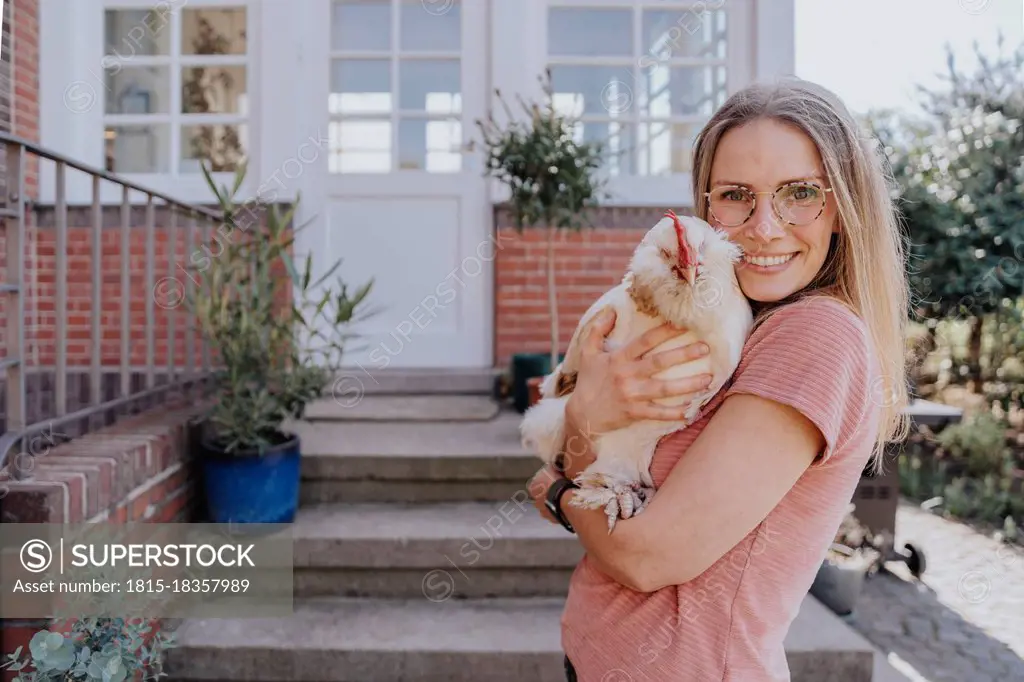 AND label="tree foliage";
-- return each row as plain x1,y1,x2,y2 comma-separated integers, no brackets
870,39,1024,322
476,71,609,369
